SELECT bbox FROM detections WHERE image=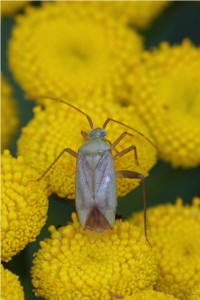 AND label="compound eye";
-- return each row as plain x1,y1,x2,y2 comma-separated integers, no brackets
100,129,106,136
